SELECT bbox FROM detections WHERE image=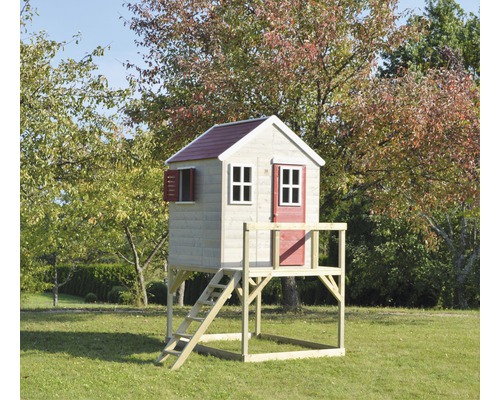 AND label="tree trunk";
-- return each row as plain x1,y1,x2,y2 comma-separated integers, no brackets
423,209,479,309
53,266,58,307
176,281,185,306
281,276,301,312
136,268,148,307
122,223,168,307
